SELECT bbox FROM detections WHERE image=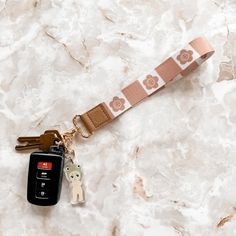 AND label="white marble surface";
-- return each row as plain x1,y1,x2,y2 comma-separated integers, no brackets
0,0,236,235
